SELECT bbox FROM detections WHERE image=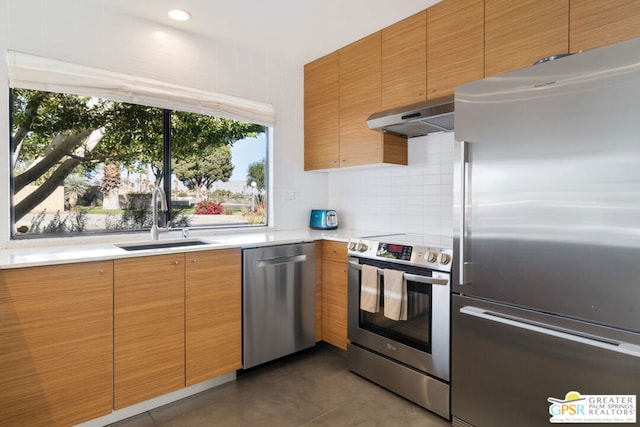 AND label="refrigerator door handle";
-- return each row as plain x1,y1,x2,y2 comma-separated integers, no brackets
460,306,640,358
459,141,469,285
